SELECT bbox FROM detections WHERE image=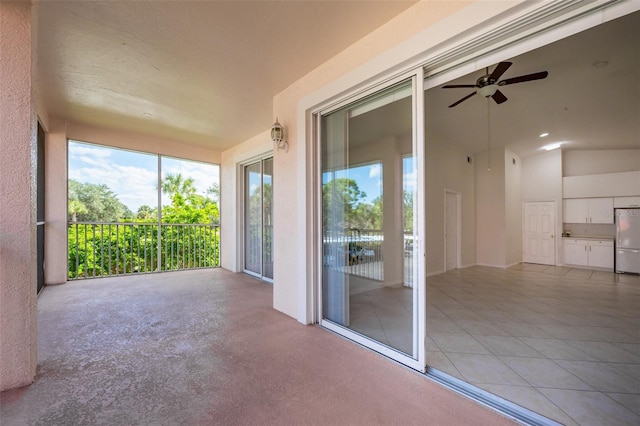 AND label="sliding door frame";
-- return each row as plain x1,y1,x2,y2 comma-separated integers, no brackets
313,68,426,371
241,154,274,283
